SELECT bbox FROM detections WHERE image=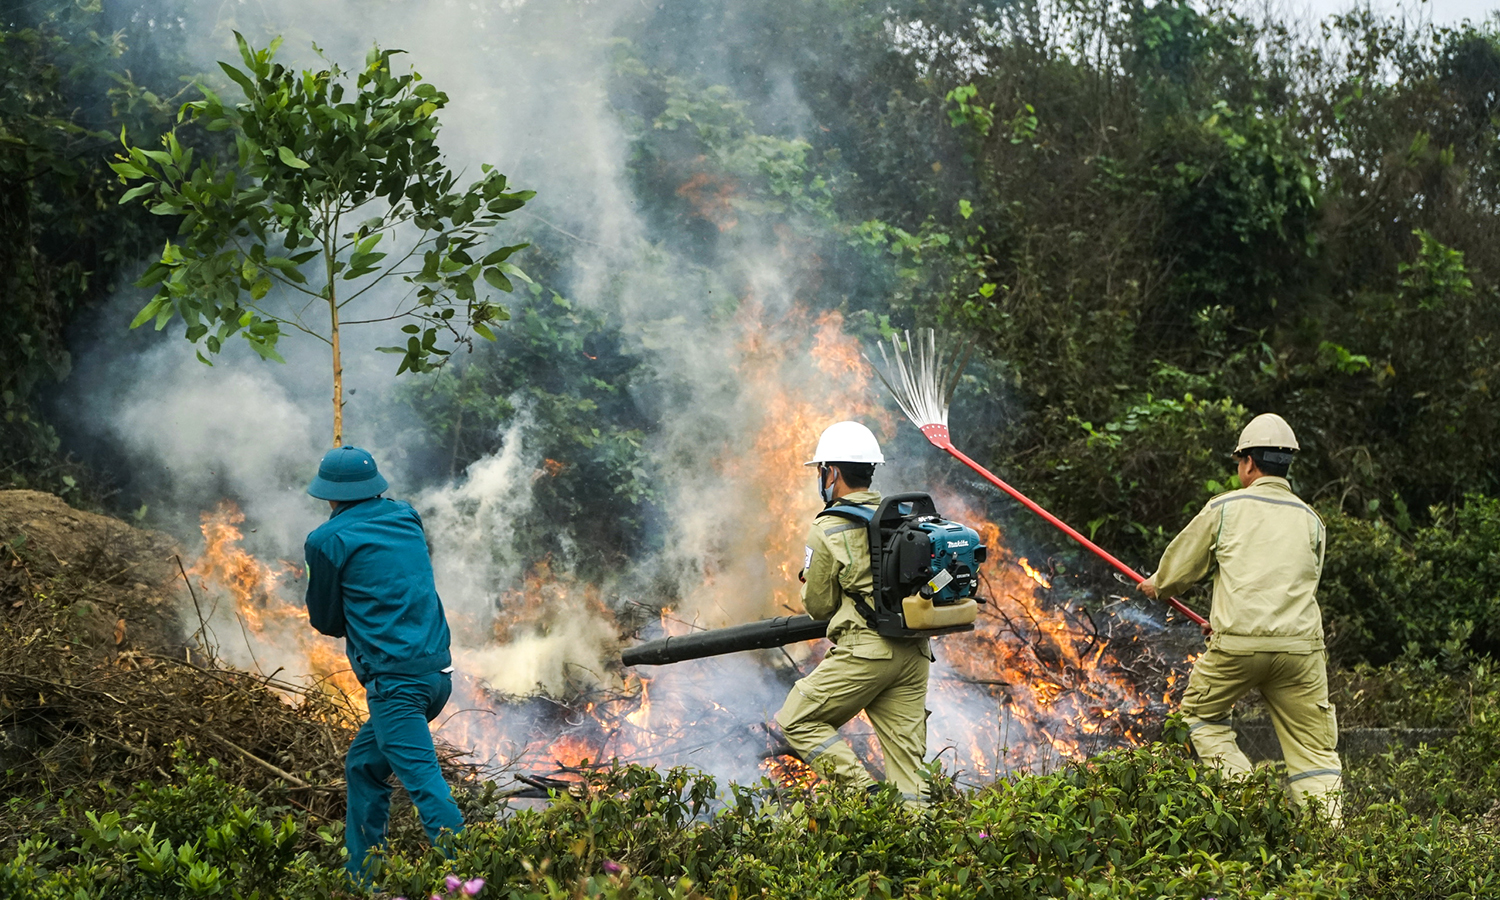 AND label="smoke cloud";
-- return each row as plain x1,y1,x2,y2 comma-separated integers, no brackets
56,0,1161,784
64,0,852,728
